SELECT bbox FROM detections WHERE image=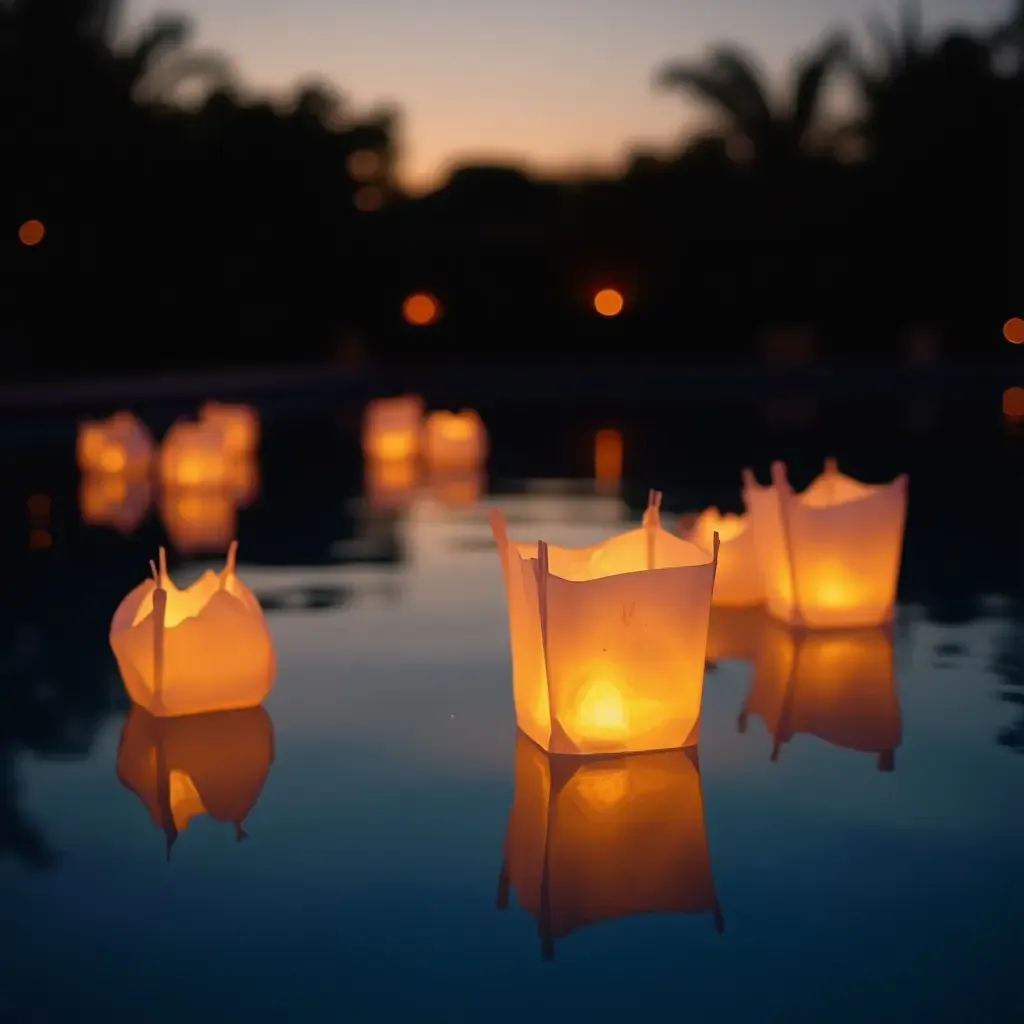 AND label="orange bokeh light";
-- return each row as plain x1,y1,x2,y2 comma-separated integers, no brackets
403,292,440,326
1003,387,1024,419
19,219,45,245
593,288,624,317
1004,318,1024,345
